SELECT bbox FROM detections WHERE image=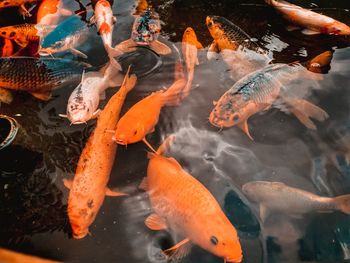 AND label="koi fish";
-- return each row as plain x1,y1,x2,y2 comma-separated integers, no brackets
206,15,270,80
306,50,333,74
59,61,124,124
63,68,137,239
0,57,90,102
39,16,89,58
134,0,148,15
181,27,203,98
0,24,52,48
115,7,171,55
36,0,72,27
209,63,329,139
0,0,37,17
91,0,122,70
265,0,350,35
0,248,59,263
113,62,186,146
242,181,350,221
1,39,13,57
139,137,243,262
